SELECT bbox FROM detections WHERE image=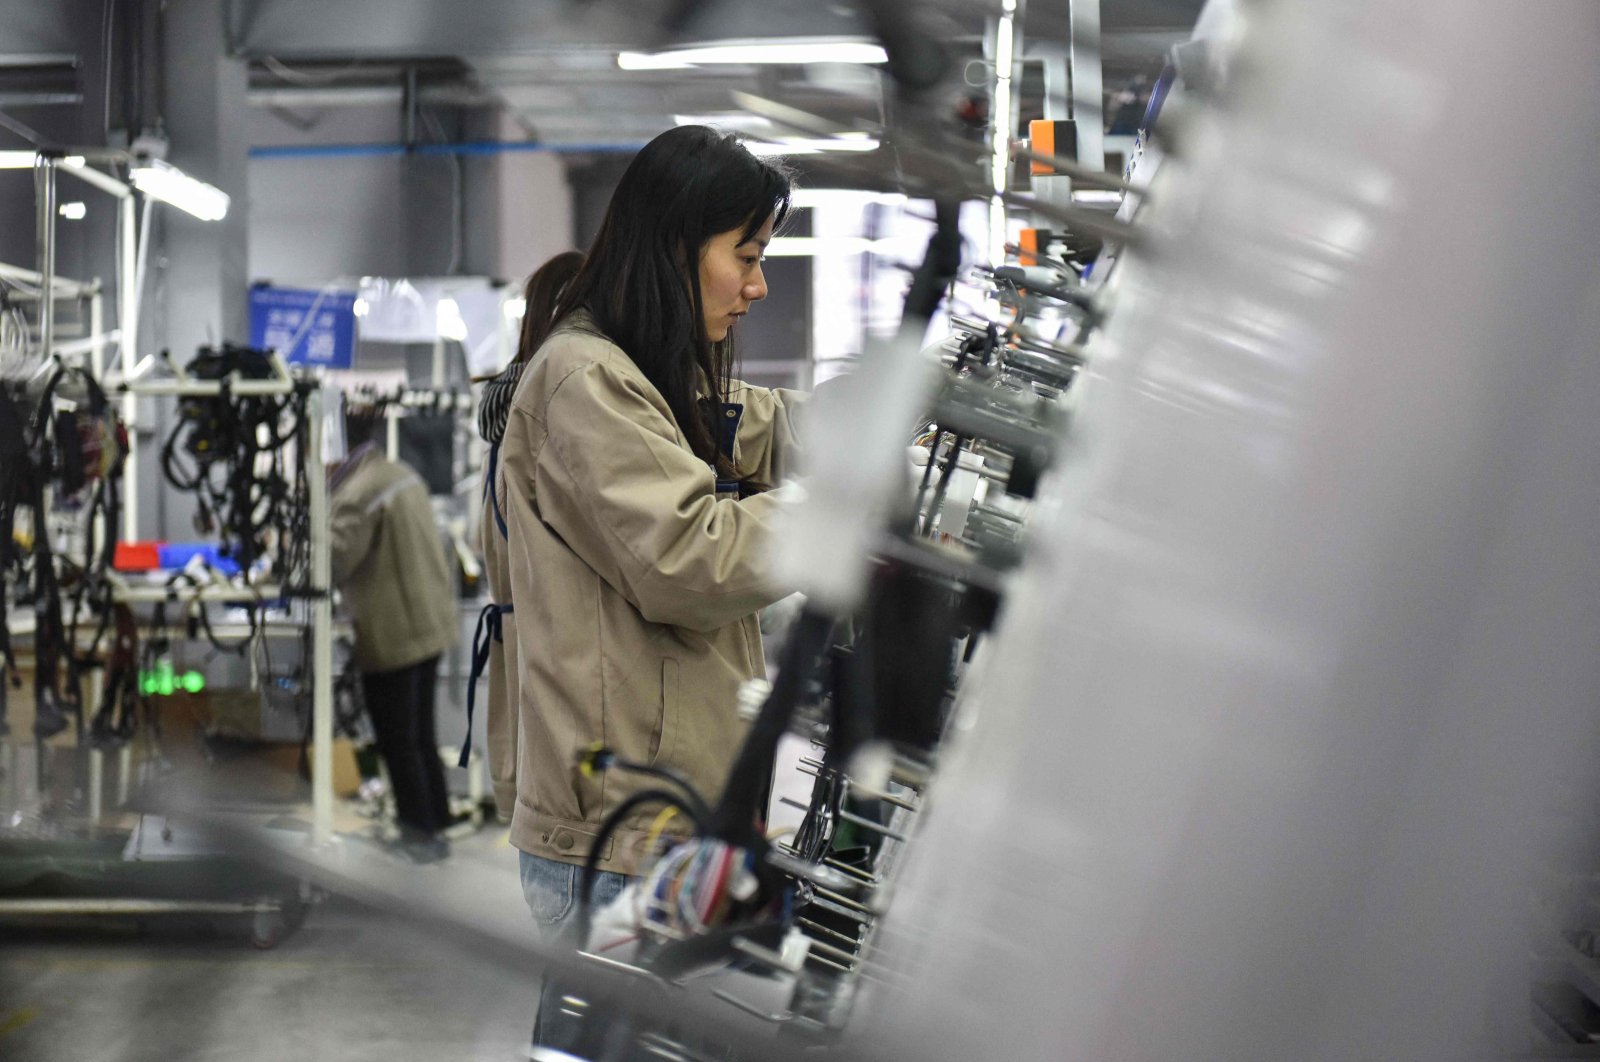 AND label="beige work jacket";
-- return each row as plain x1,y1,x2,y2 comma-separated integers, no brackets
480,465,520,818
499,316,803,874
